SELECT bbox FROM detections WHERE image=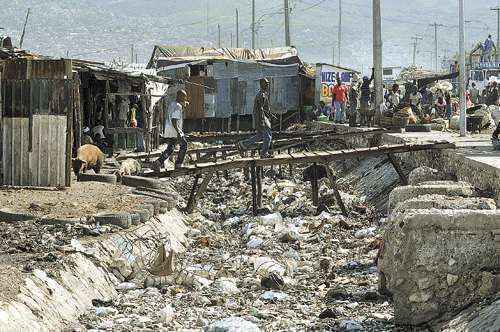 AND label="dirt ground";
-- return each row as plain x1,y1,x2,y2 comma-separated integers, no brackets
0,181,149,220
0,180,152,304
